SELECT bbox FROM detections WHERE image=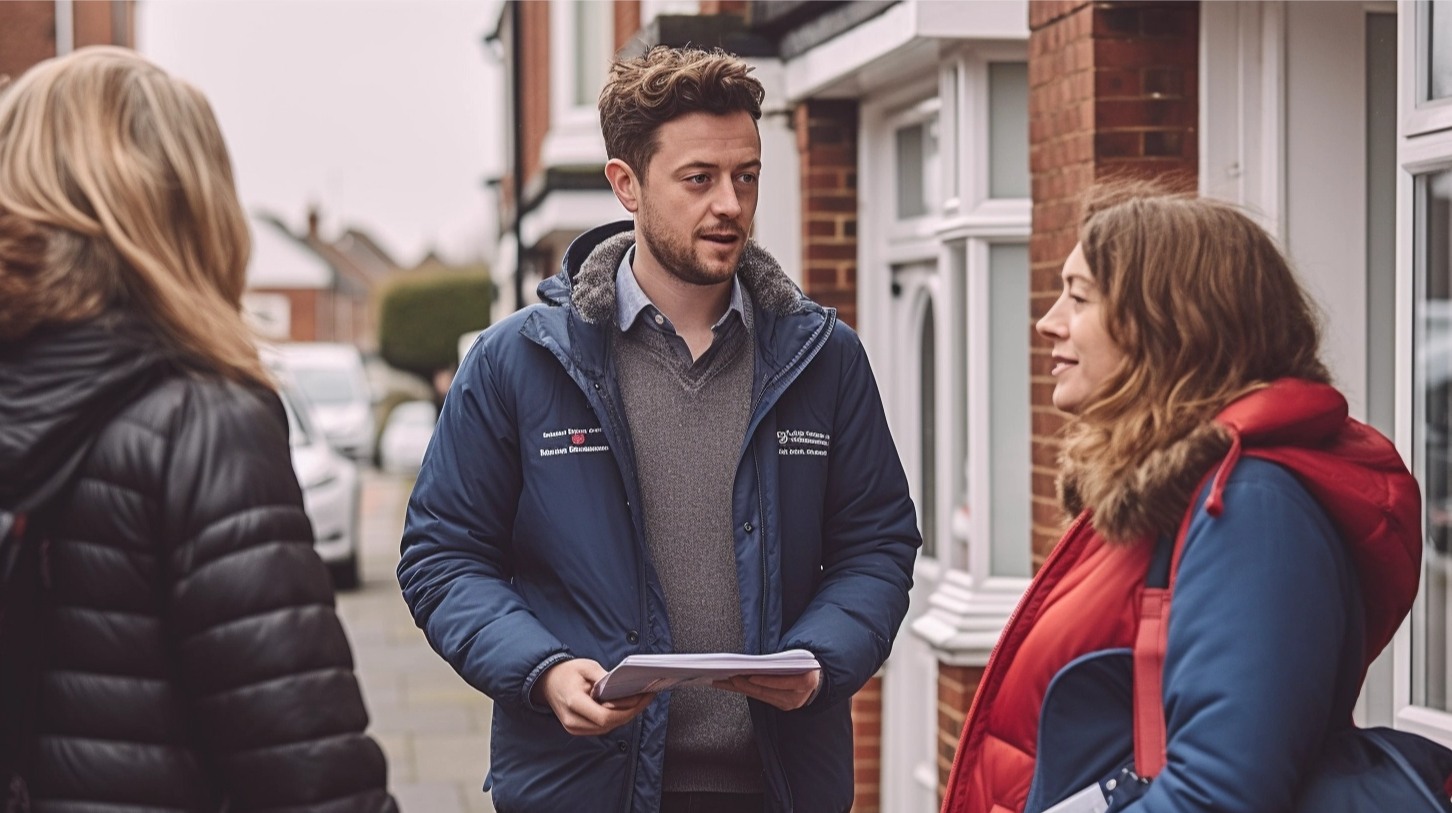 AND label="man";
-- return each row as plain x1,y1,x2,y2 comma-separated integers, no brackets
398,46,920,813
